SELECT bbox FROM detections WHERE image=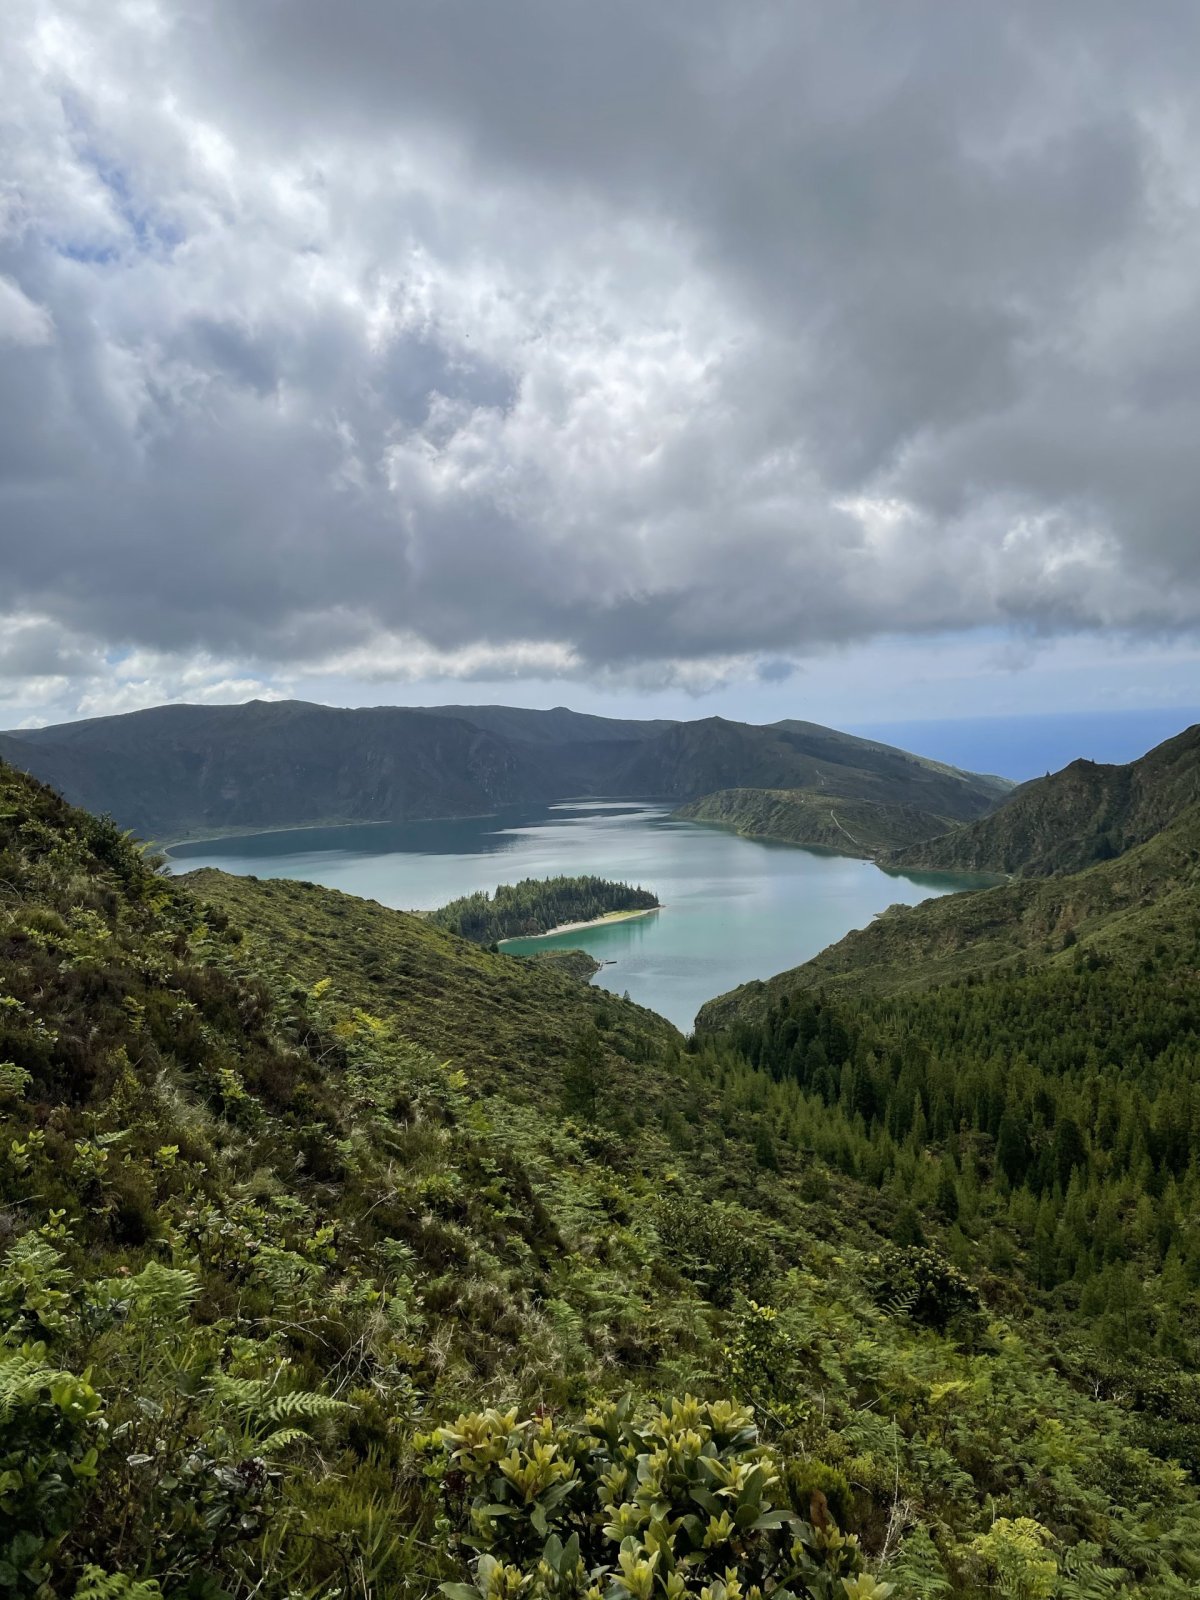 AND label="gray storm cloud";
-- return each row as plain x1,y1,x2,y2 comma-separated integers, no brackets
2,0,1200,707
